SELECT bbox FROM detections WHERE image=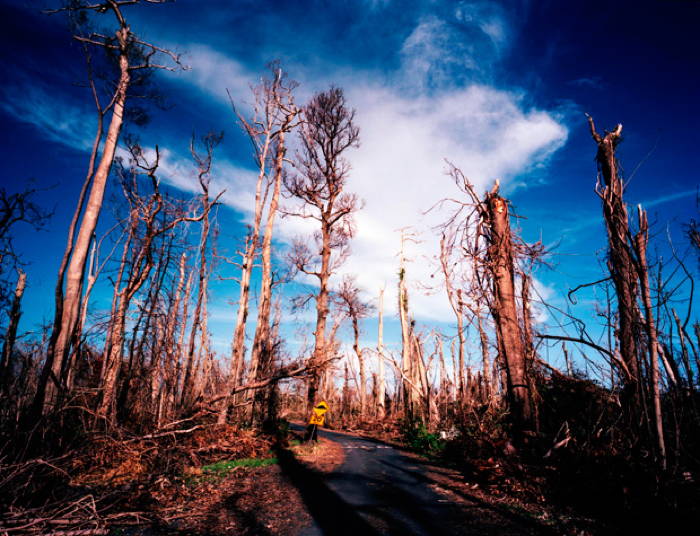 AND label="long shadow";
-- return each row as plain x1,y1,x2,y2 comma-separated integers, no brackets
273,445,382,535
